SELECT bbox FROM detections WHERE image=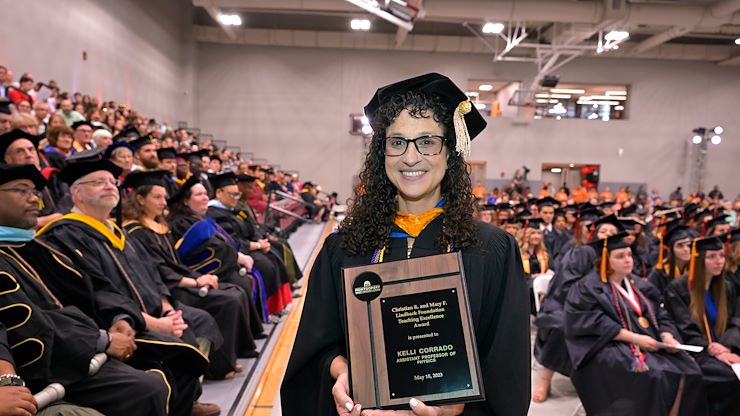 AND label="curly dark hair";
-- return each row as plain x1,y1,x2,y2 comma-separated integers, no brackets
339,91,478,255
